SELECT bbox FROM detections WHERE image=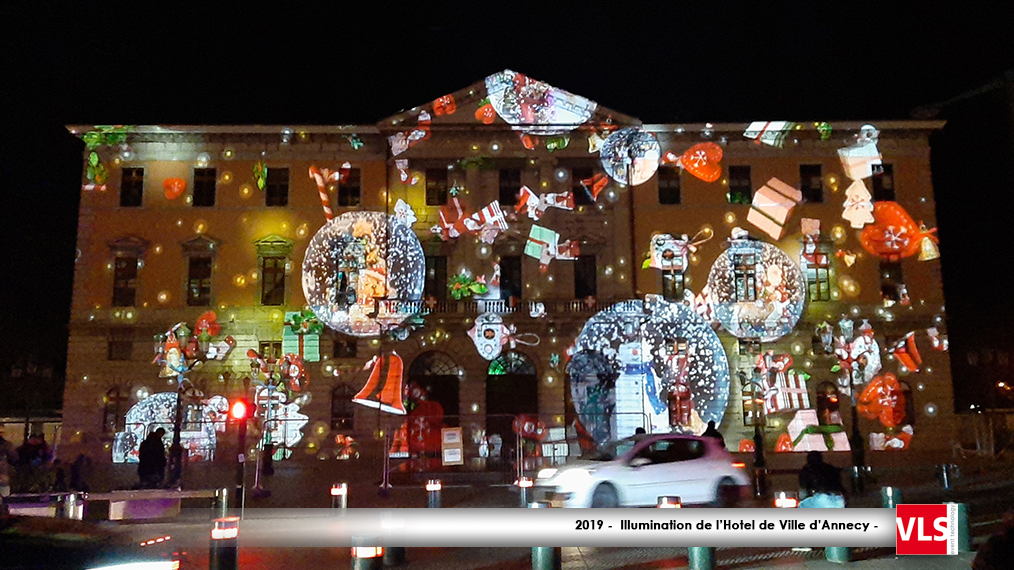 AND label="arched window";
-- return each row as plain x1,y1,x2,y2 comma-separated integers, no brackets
408,351,461,422
488,351,537,376
899,381,915,426
102,386,128,433
815,381,841,425
409,351,459,376
330,384,356,431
